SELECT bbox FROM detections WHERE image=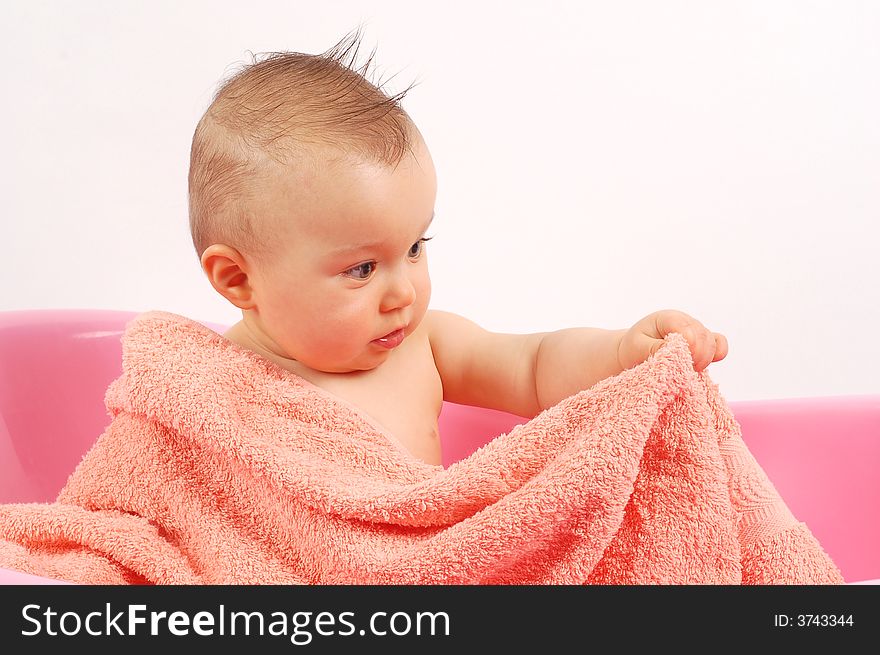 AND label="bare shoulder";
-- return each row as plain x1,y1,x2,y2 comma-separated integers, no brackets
422,309,544,418
423,309,484,400
423,309,494,363
423,308,479,343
